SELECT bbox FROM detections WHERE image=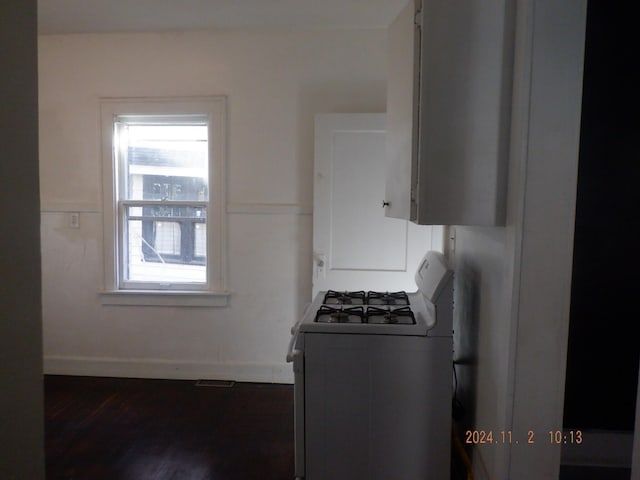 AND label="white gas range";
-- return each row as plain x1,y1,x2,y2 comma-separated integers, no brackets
286,250,453,480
